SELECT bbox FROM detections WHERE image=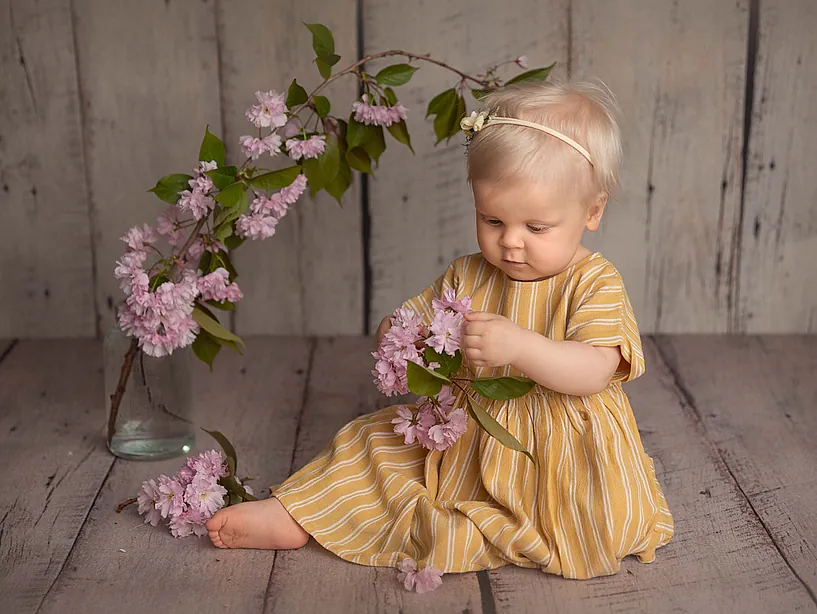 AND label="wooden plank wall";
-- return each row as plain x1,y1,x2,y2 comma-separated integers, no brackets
2,0,815,337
